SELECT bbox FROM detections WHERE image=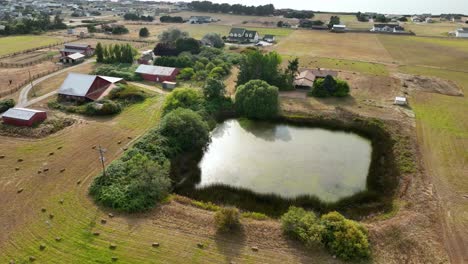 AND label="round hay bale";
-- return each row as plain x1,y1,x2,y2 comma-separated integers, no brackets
15,167,20,171
197,243,204,249
49,213,54,219
111,256,118,262
108,213,114,218
37,170,42,174
17,188,24,194
109,243,117,250
60,169,66,173
55,237,62,242
93,232,100,236
152,242,159,247
251,246,259,252
28,256,35,262
123,147,128,151
127,136,132,139
101,219,107,224
41,208,46,212
92,146,96,149
49,152,54,156
59,199,64,204
9,259,15,264
76,180,81,185
117,141,122,145
0,155,5,159
57,147,62,150
39,244,46,250
43,168,49,172
17,159,23,162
